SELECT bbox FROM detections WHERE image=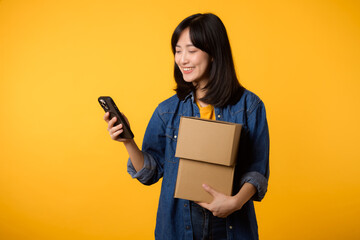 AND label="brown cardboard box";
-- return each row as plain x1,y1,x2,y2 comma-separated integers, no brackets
175,117,242,166
174,117,242,203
